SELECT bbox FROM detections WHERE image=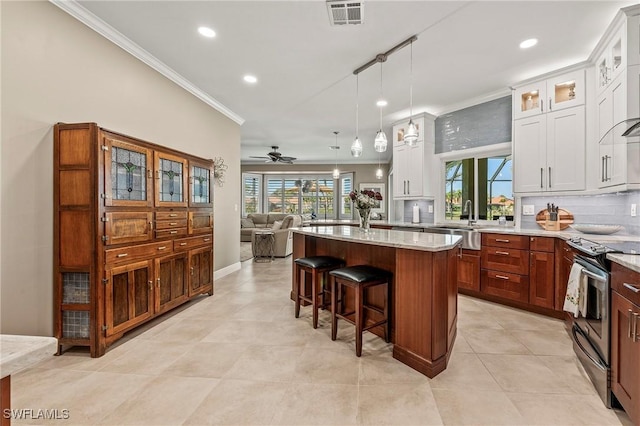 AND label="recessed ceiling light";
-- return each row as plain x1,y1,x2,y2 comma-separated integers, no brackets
376,99,387,107
519,38,538,49
198,27,216,38
243,75,258,84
